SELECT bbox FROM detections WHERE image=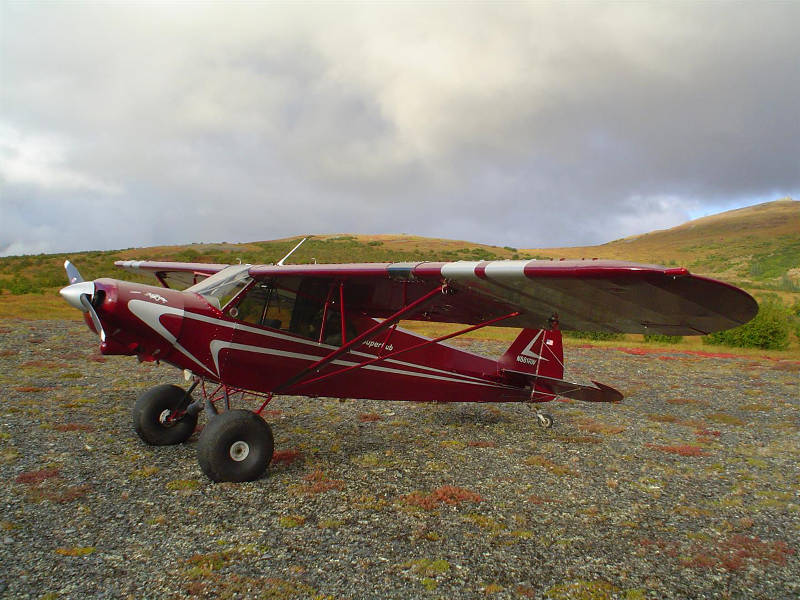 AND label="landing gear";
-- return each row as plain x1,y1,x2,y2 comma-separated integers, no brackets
133,384,198,445
536,412,554,429
197,410,274,482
